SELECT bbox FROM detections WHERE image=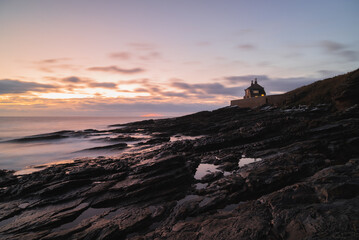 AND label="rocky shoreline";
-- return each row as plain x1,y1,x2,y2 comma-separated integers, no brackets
1,69,359,239
0,102,358,239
